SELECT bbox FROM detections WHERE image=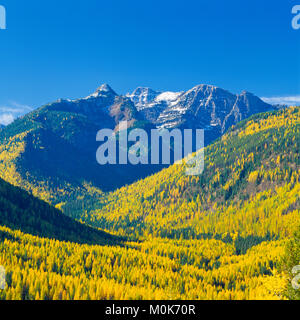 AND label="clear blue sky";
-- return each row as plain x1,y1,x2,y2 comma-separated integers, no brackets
0,0,299,124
